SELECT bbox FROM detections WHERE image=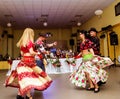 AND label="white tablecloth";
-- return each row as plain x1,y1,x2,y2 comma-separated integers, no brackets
6,58,82,76
6,60,20,76
46,58,82,74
